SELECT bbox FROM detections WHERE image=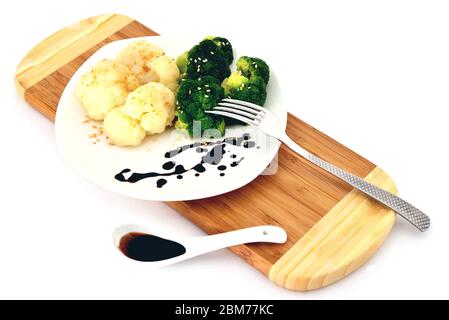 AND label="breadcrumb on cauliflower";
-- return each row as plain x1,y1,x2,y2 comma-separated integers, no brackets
103,107,146,146
121,82,176,135
146,56,180,92
116,40,164,84
76,59,139,120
